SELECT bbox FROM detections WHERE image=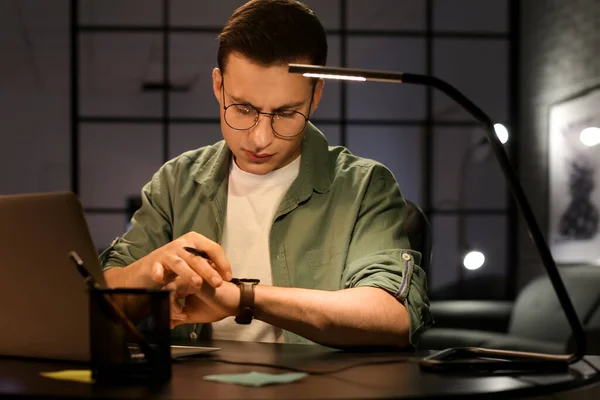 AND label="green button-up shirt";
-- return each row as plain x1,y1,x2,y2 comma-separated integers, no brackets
101,123,433,346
